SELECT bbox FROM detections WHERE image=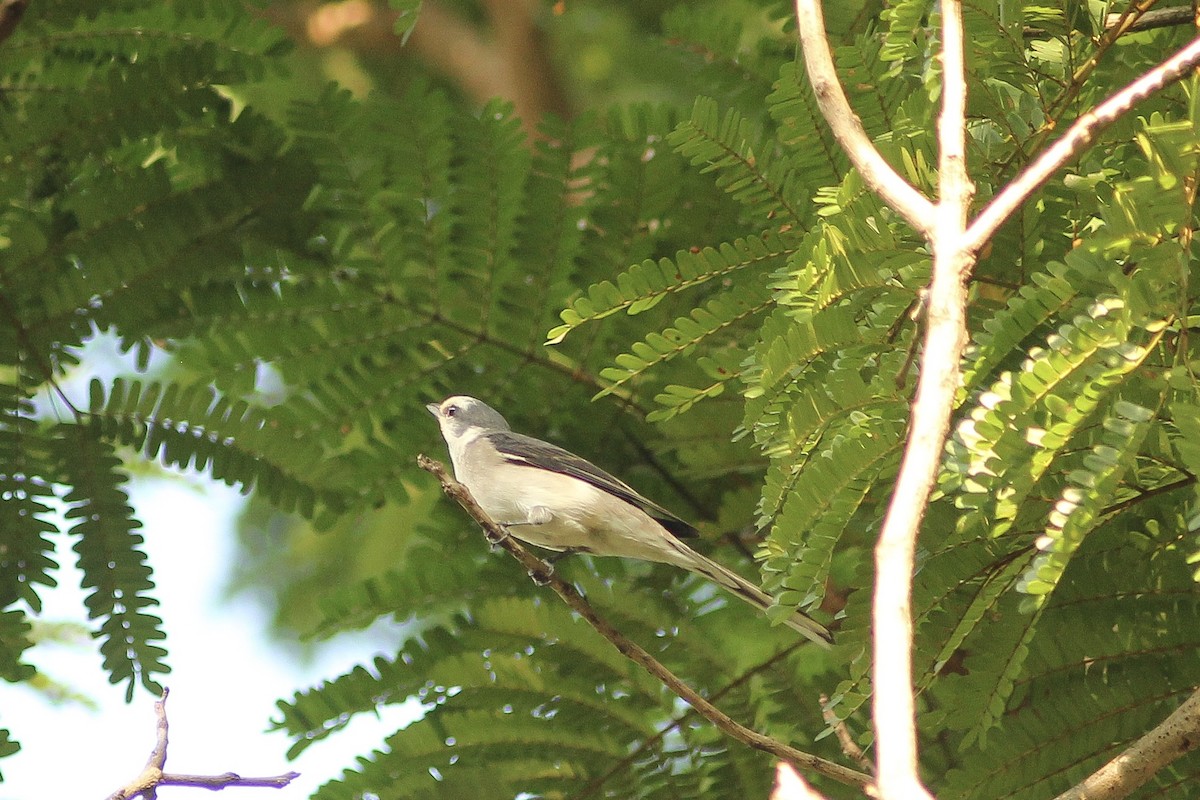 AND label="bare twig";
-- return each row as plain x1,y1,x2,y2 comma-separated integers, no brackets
1005,1,1154,183
418,454,872,790
1026,7,1194,37
148,773,300,790
1105,6,1194,32
109,687,171,800
793,0,936,237
105,689,300,800
1101,475,1195,517
819,694,871,772
1052,687,1200,800
966,33,1200,254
